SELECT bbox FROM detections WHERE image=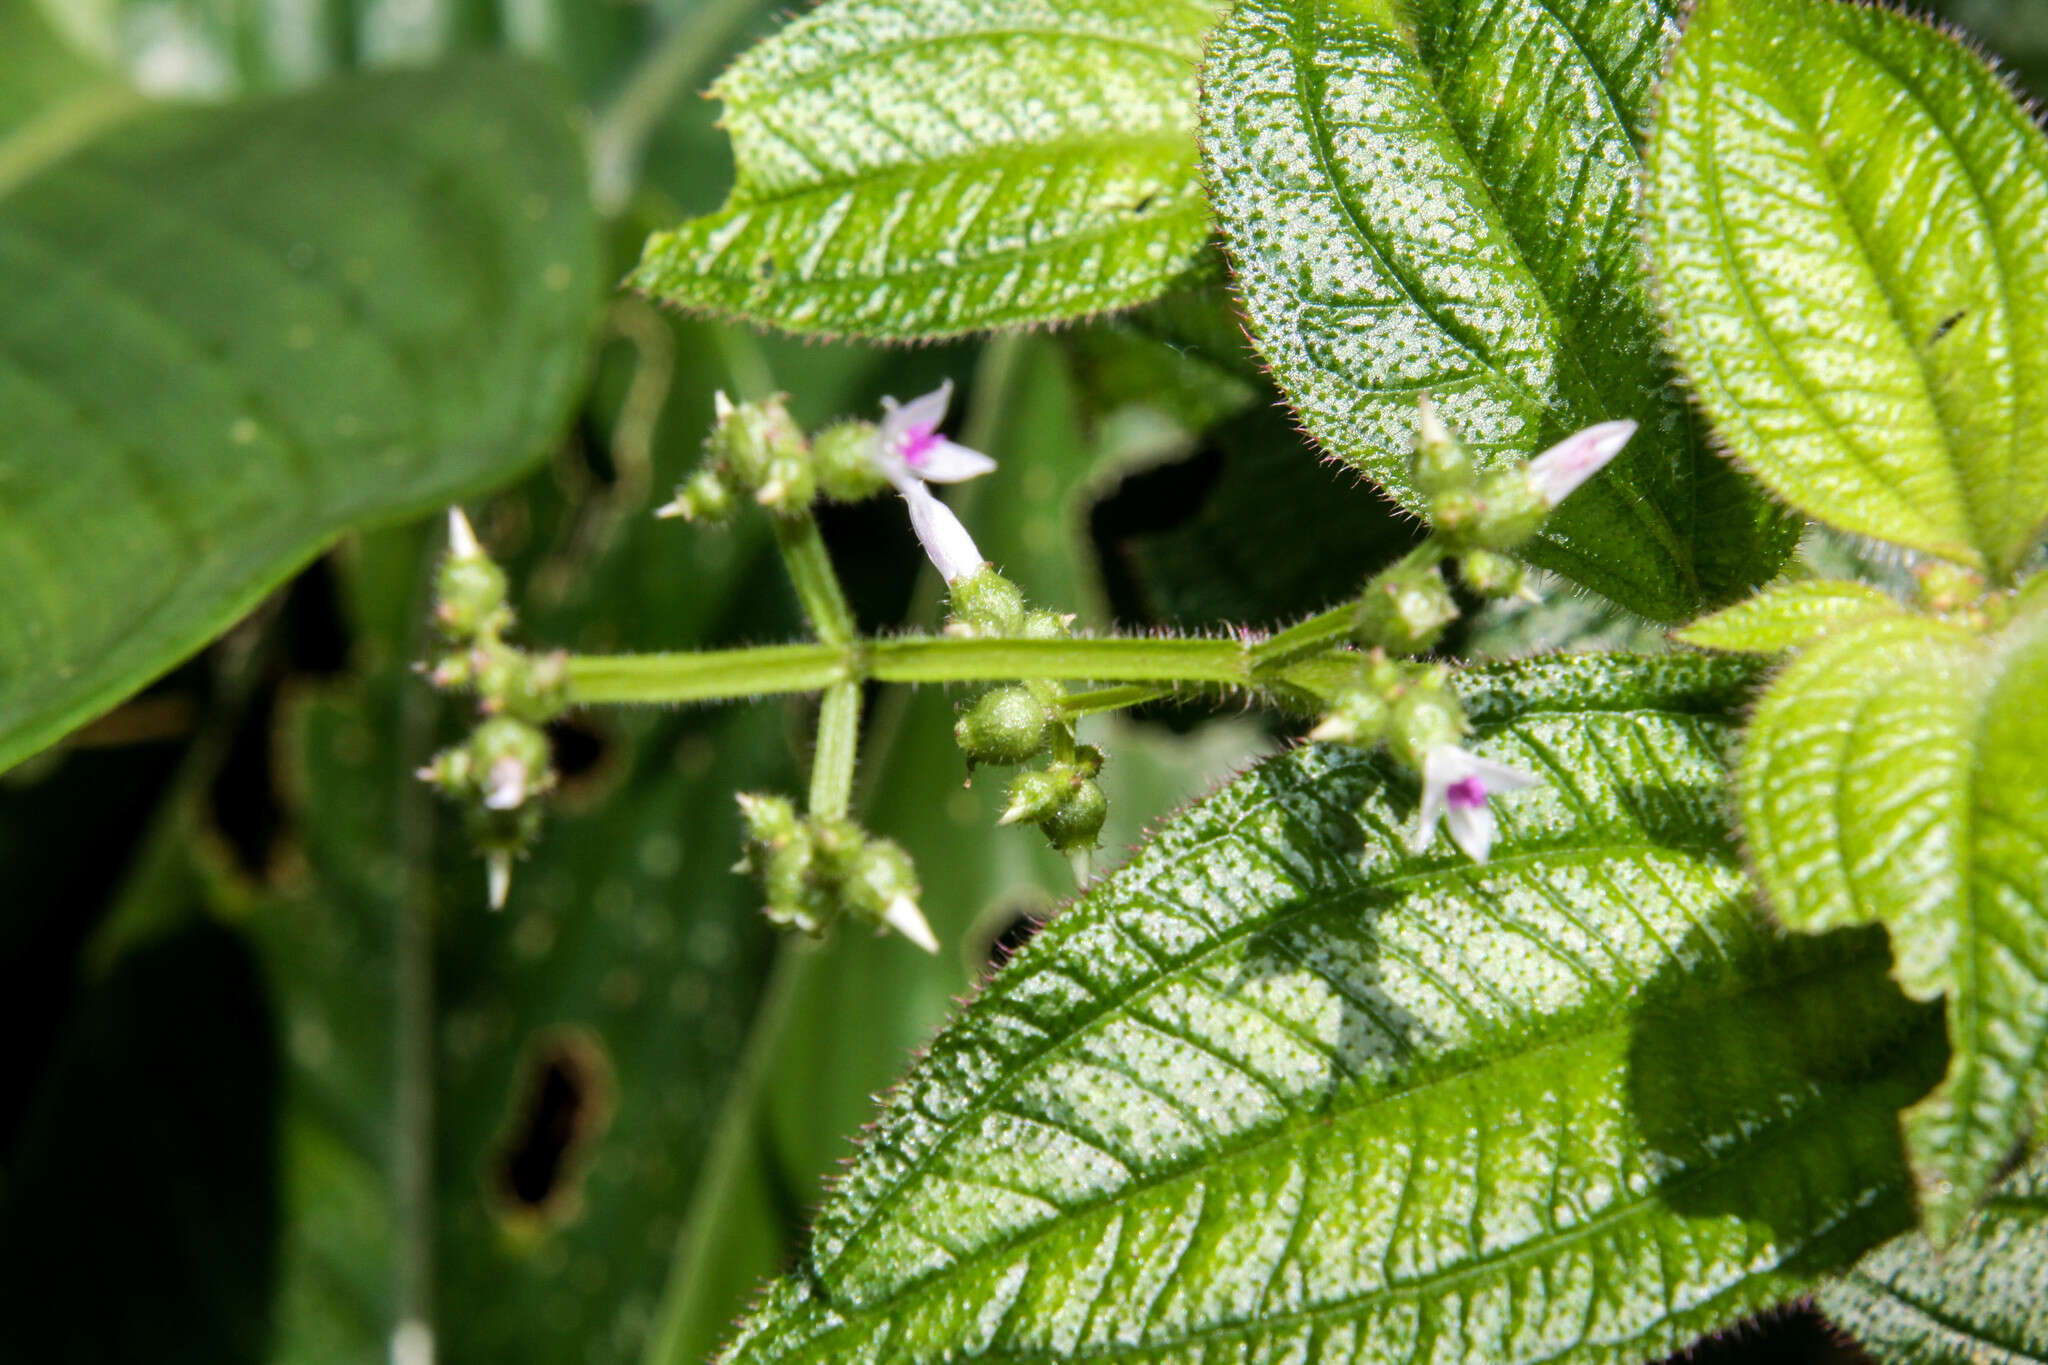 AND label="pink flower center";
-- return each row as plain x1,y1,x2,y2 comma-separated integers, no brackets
900,425,941,469
1445,775,1488,809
